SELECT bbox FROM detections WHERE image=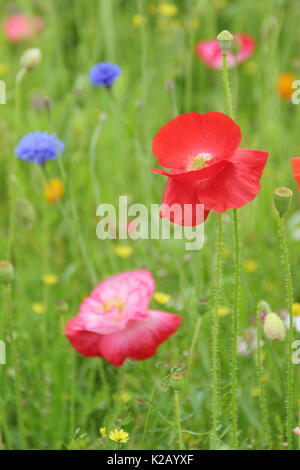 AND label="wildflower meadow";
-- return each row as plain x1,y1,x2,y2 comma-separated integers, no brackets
1,0,300,454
